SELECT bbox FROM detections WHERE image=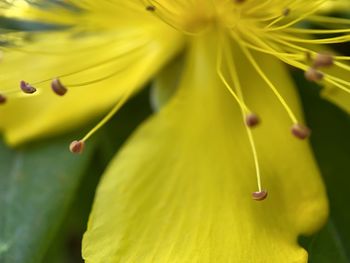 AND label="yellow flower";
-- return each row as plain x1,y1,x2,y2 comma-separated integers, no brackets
1,0,350,262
